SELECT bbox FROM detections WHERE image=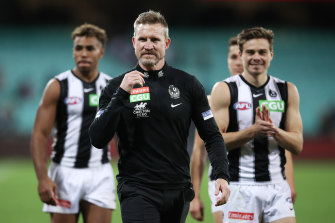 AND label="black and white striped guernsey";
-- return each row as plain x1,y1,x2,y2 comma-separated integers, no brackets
51,70,112,168
210,74,288,183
